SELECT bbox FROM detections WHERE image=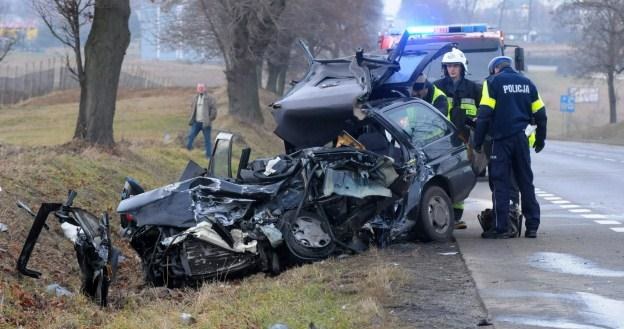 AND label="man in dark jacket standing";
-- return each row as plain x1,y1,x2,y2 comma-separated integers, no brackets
434,47,482,229
472,56,547,239
187,83,217,158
